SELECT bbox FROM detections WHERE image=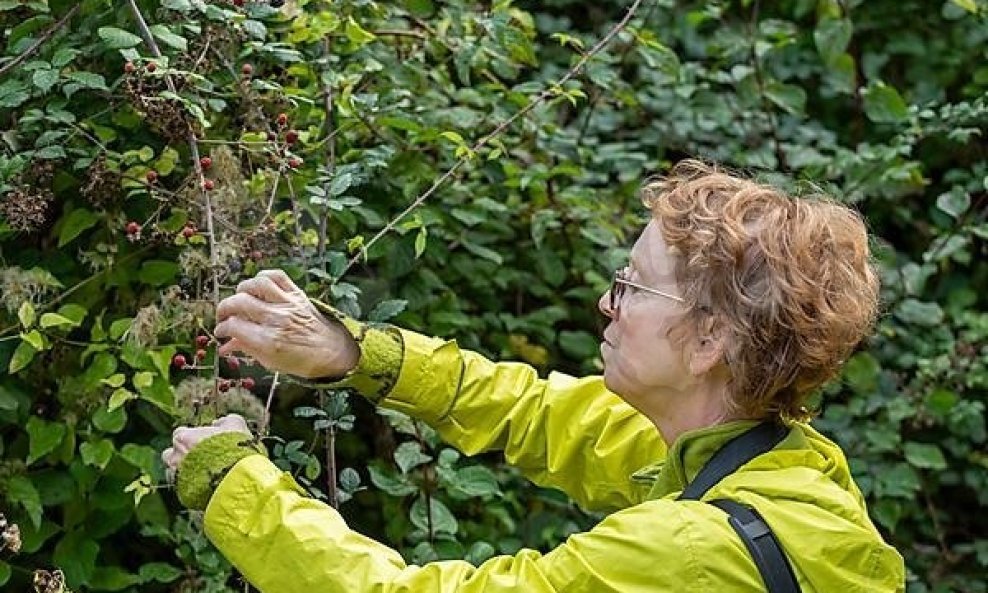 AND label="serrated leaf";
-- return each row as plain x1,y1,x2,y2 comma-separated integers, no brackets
368,299,408,322
904,442,948,470
32,69,59,93
394,441,432,473
410,495,458,534
80,439,115,470
98,26,144,49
